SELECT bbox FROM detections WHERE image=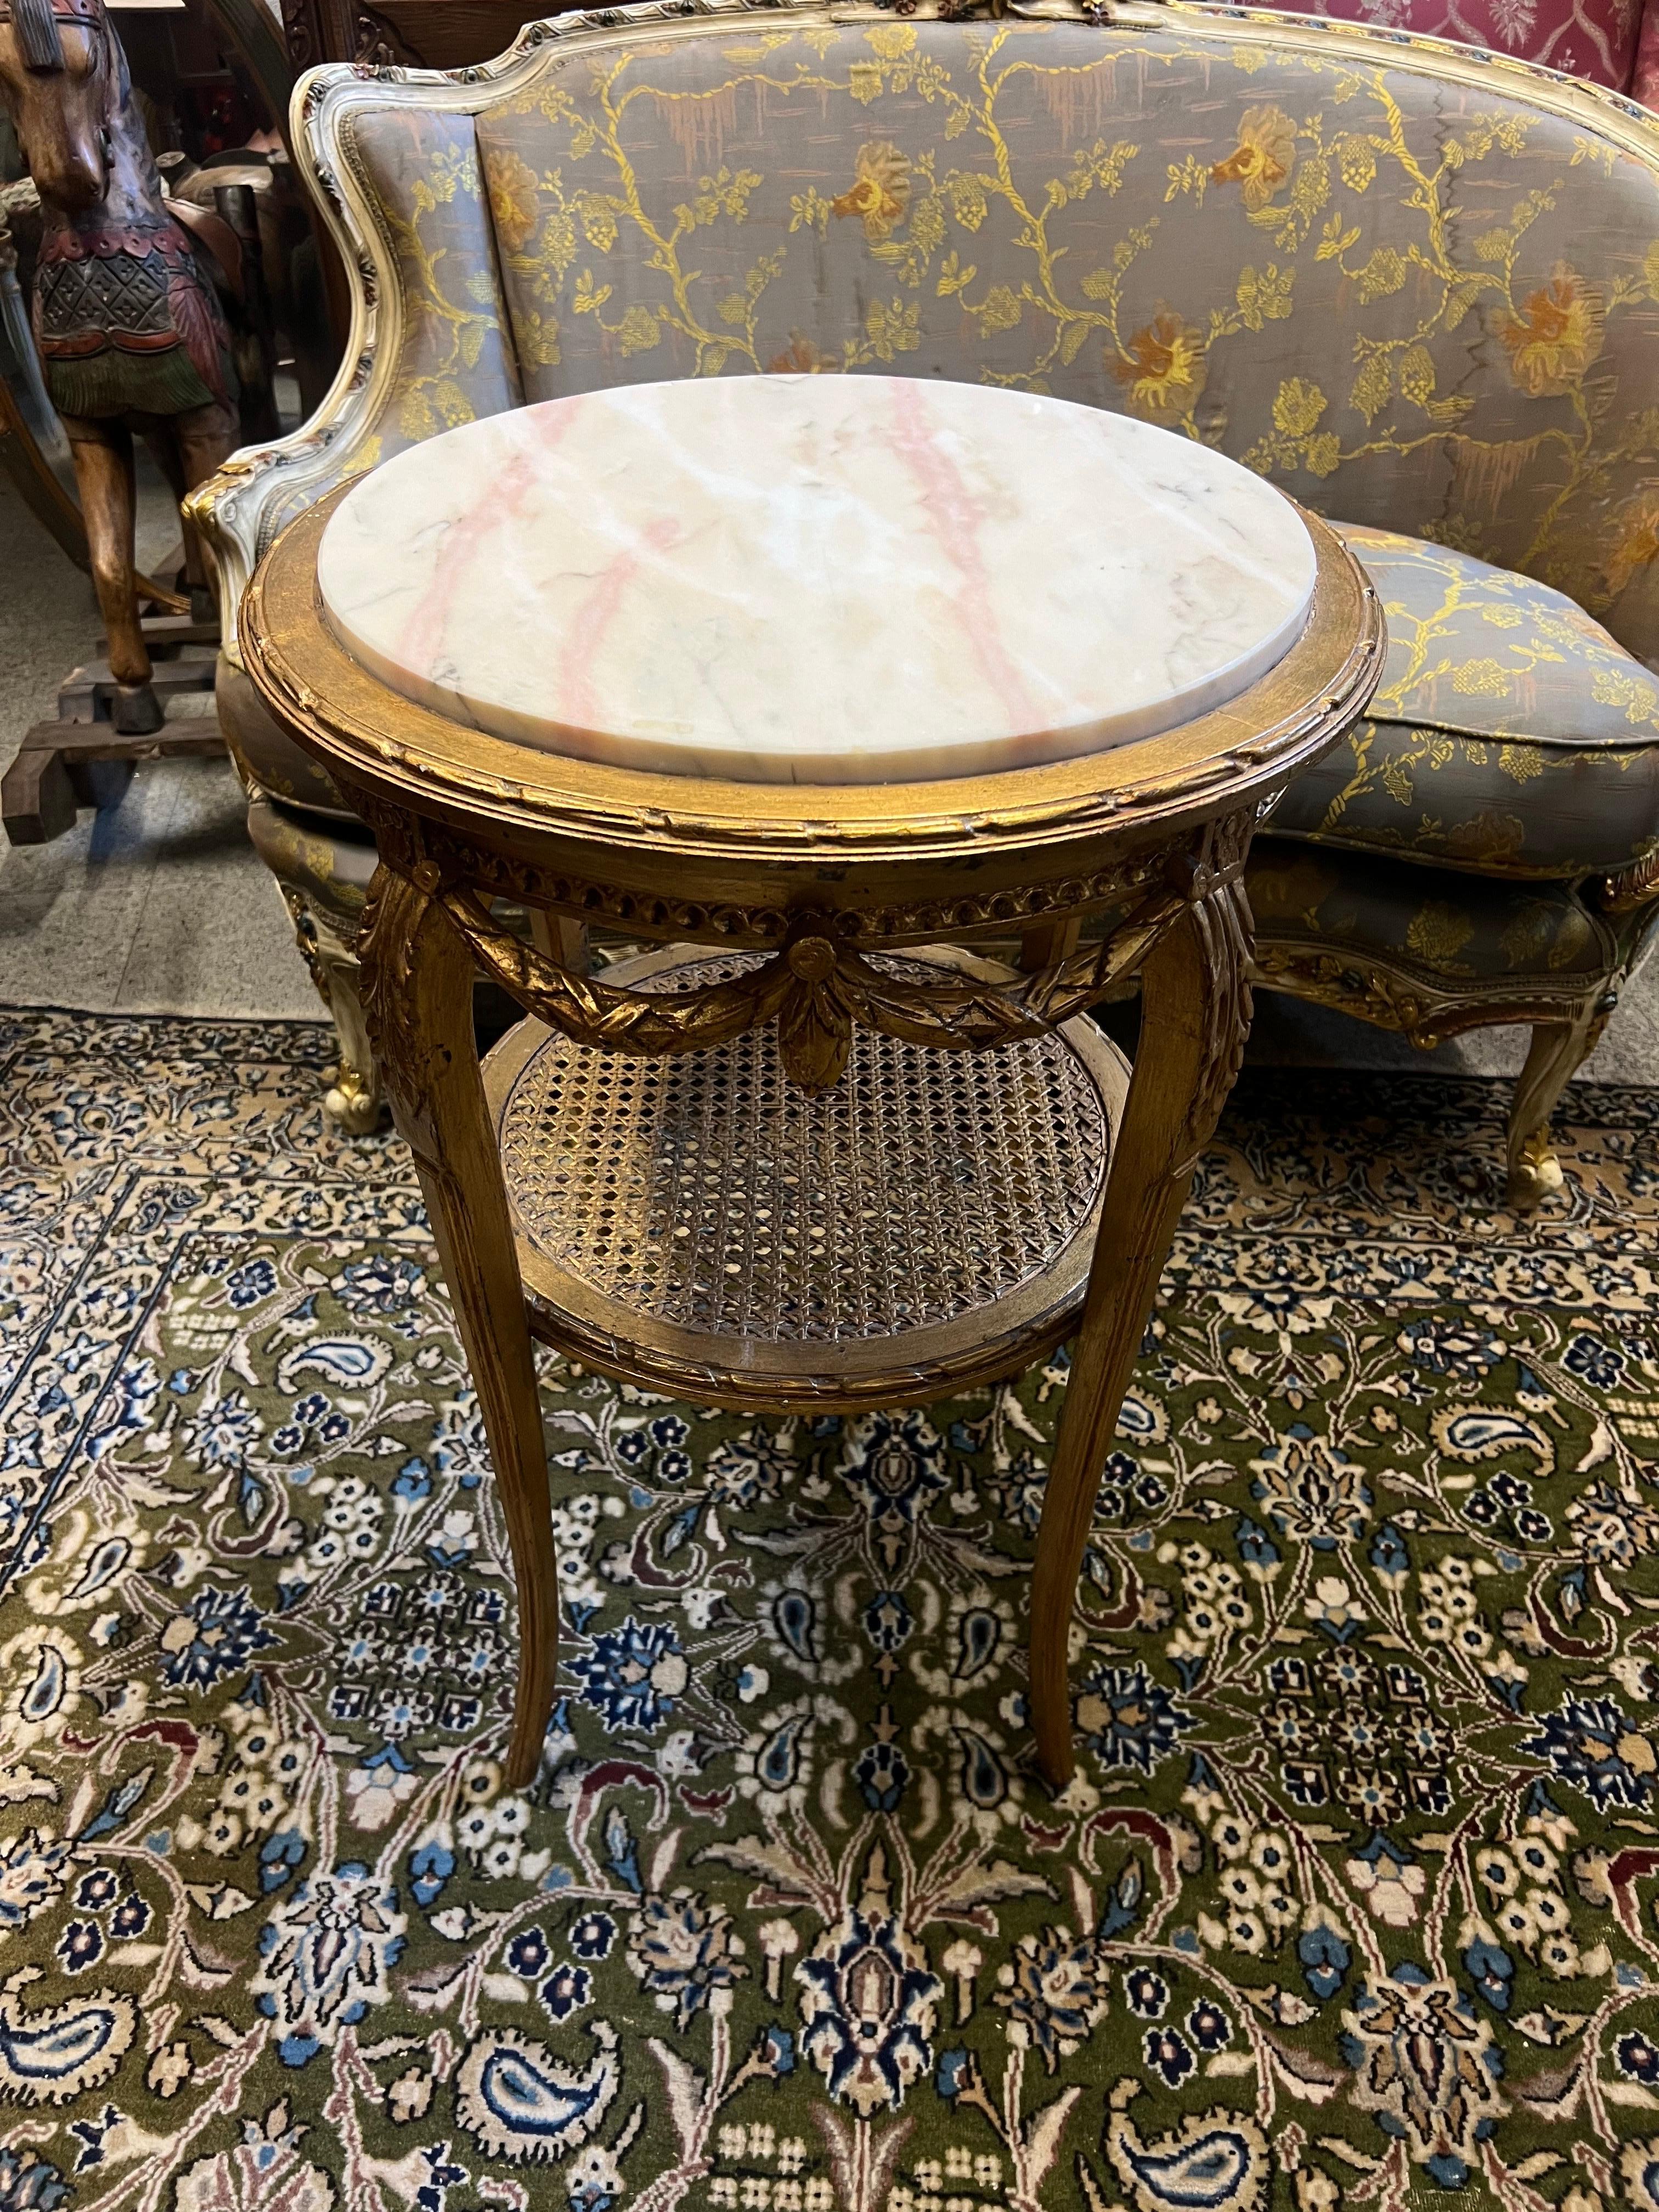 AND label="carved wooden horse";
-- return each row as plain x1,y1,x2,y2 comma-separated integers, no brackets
0,0,239,733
